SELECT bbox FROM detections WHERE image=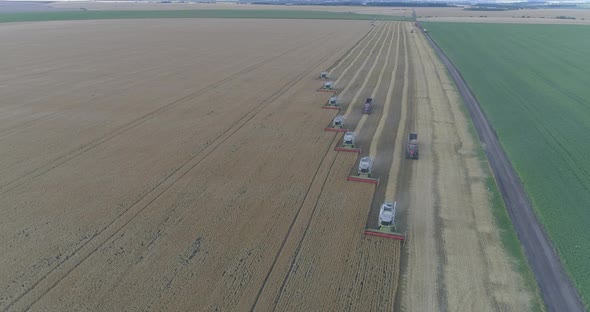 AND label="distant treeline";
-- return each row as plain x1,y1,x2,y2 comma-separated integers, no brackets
251,2,451,7
465,2,581,11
